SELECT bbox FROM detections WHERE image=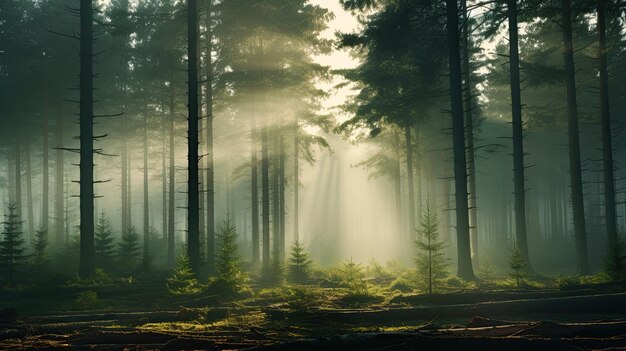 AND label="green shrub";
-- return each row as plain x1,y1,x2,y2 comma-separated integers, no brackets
509,245,528,288
75,290,100,309
414,203,448,294
340,258,368,296
388,277,415,293
65,268,113,288
605,238,626,281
